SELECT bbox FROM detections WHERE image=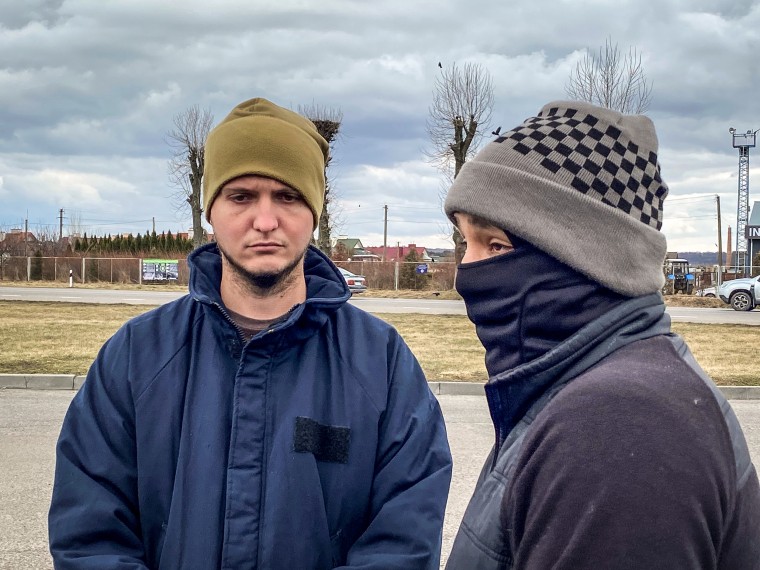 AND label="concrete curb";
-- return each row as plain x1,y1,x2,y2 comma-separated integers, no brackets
0,374,80,390
428,382,488,396
2,376,760,400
